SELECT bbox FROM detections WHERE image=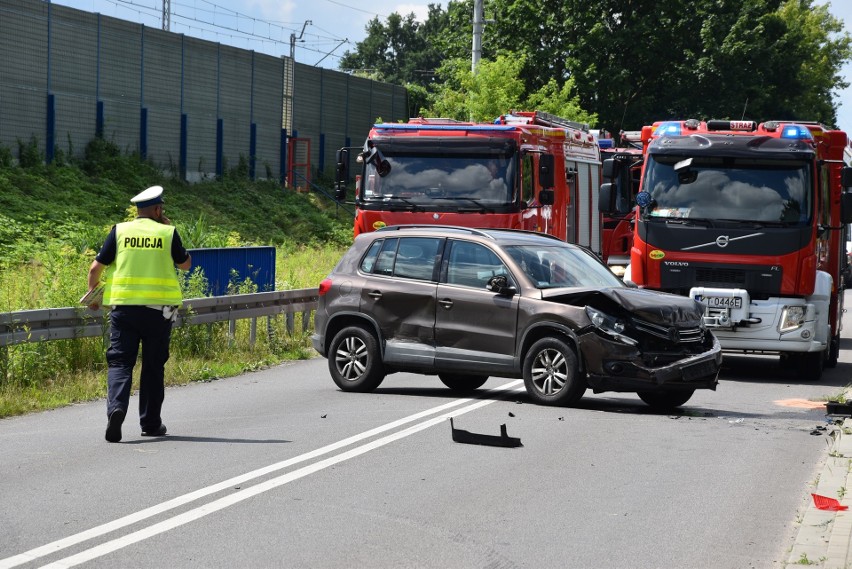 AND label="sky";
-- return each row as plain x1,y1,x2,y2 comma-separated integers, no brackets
48,0,852,133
